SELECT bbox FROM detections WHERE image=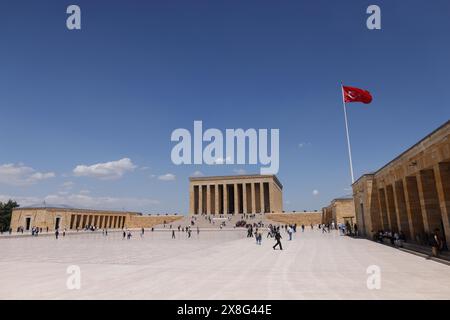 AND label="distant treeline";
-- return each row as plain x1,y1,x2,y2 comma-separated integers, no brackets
0,200,19,231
